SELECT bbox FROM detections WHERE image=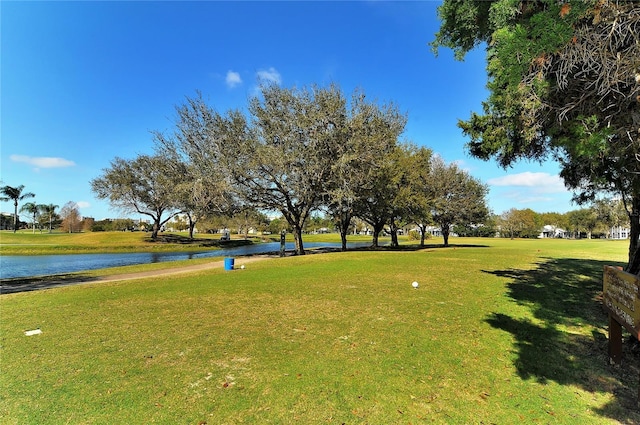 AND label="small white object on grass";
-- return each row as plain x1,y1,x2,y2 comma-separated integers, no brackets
412,281,419,289
240,265,245,270
25,329,42,336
